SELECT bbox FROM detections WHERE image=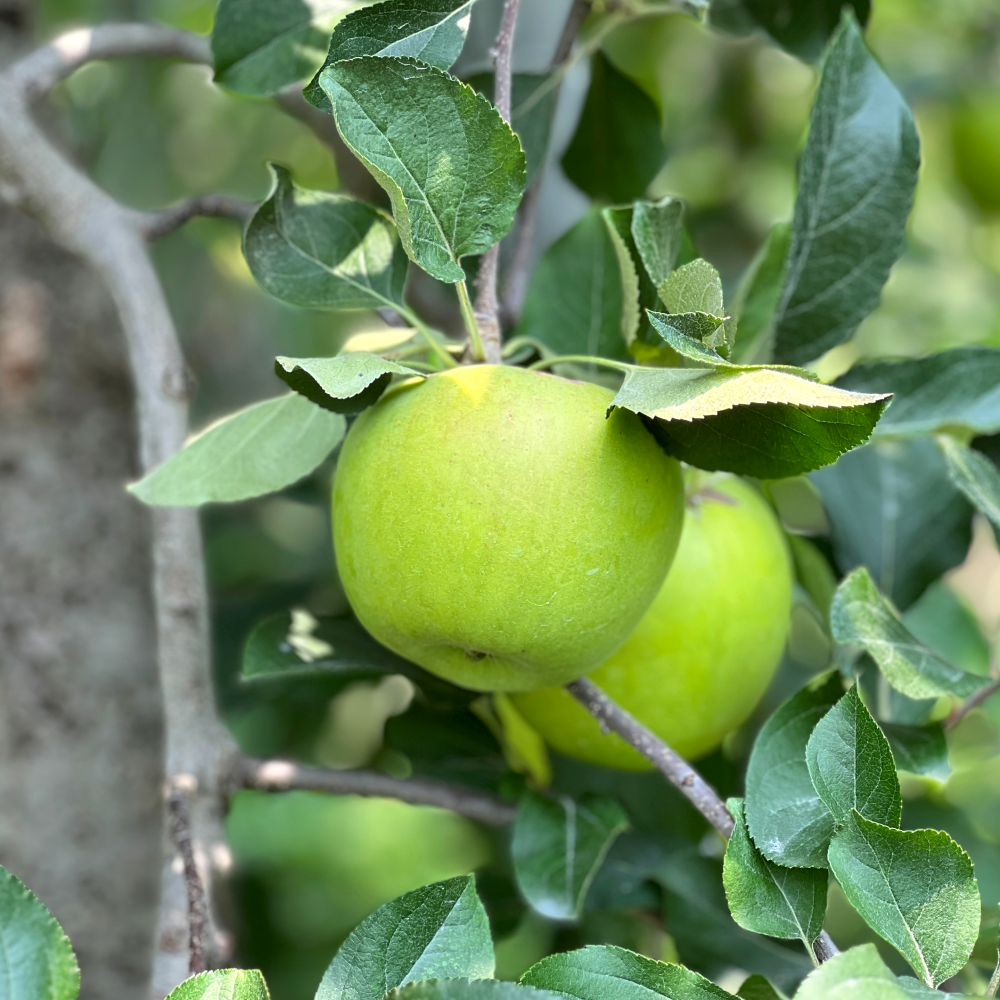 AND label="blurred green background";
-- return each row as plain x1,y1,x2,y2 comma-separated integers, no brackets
30,0,1000,995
